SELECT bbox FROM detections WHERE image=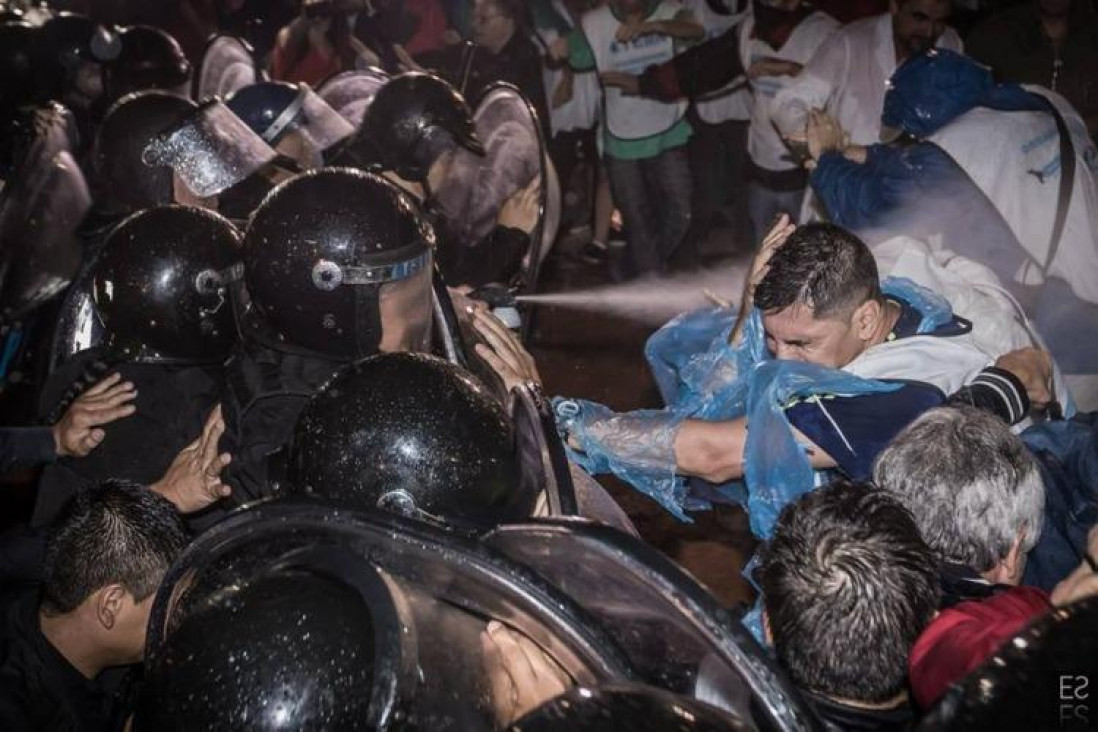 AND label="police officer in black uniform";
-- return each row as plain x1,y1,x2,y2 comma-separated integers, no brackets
101,24,191,107
337,71,536,290
36,205,242,529
218,167,440,508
